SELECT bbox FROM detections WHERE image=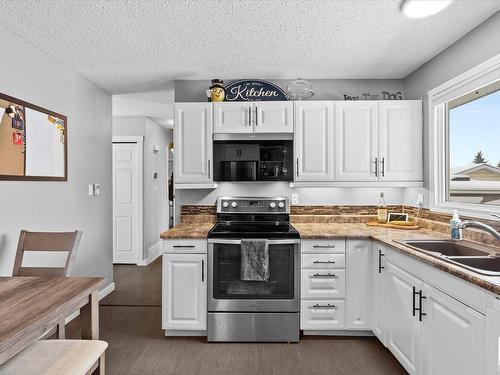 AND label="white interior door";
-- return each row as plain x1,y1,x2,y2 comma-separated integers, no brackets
112,141,143,264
